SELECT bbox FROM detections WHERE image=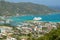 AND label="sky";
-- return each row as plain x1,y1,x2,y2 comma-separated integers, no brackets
5,0,60,7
